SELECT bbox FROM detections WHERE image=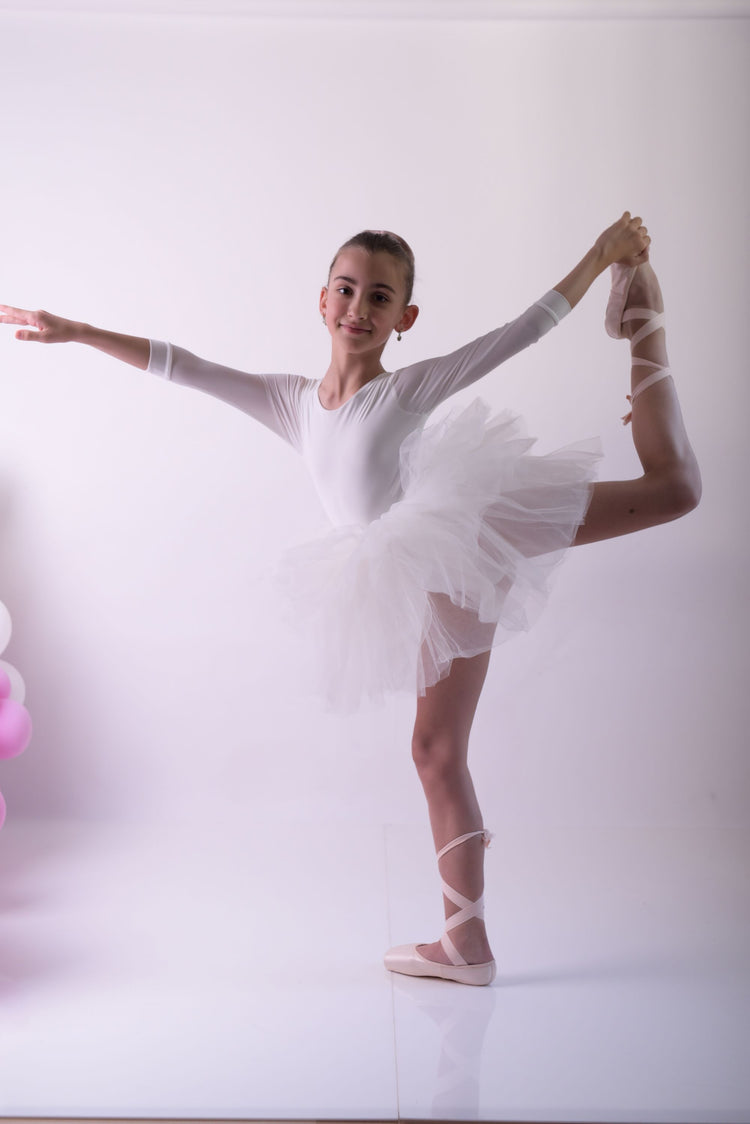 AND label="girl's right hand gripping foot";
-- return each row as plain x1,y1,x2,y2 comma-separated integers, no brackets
596,211,651,270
